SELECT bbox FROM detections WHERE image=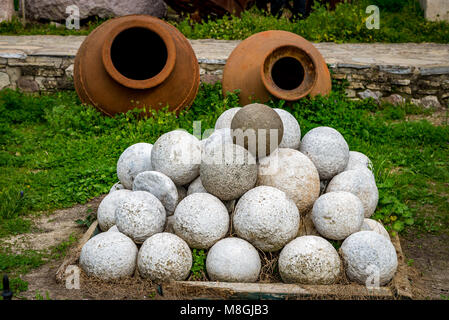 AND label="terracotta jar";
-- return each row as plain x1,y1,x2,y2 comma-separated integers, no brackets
74,15,200,116
222,30,331,106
